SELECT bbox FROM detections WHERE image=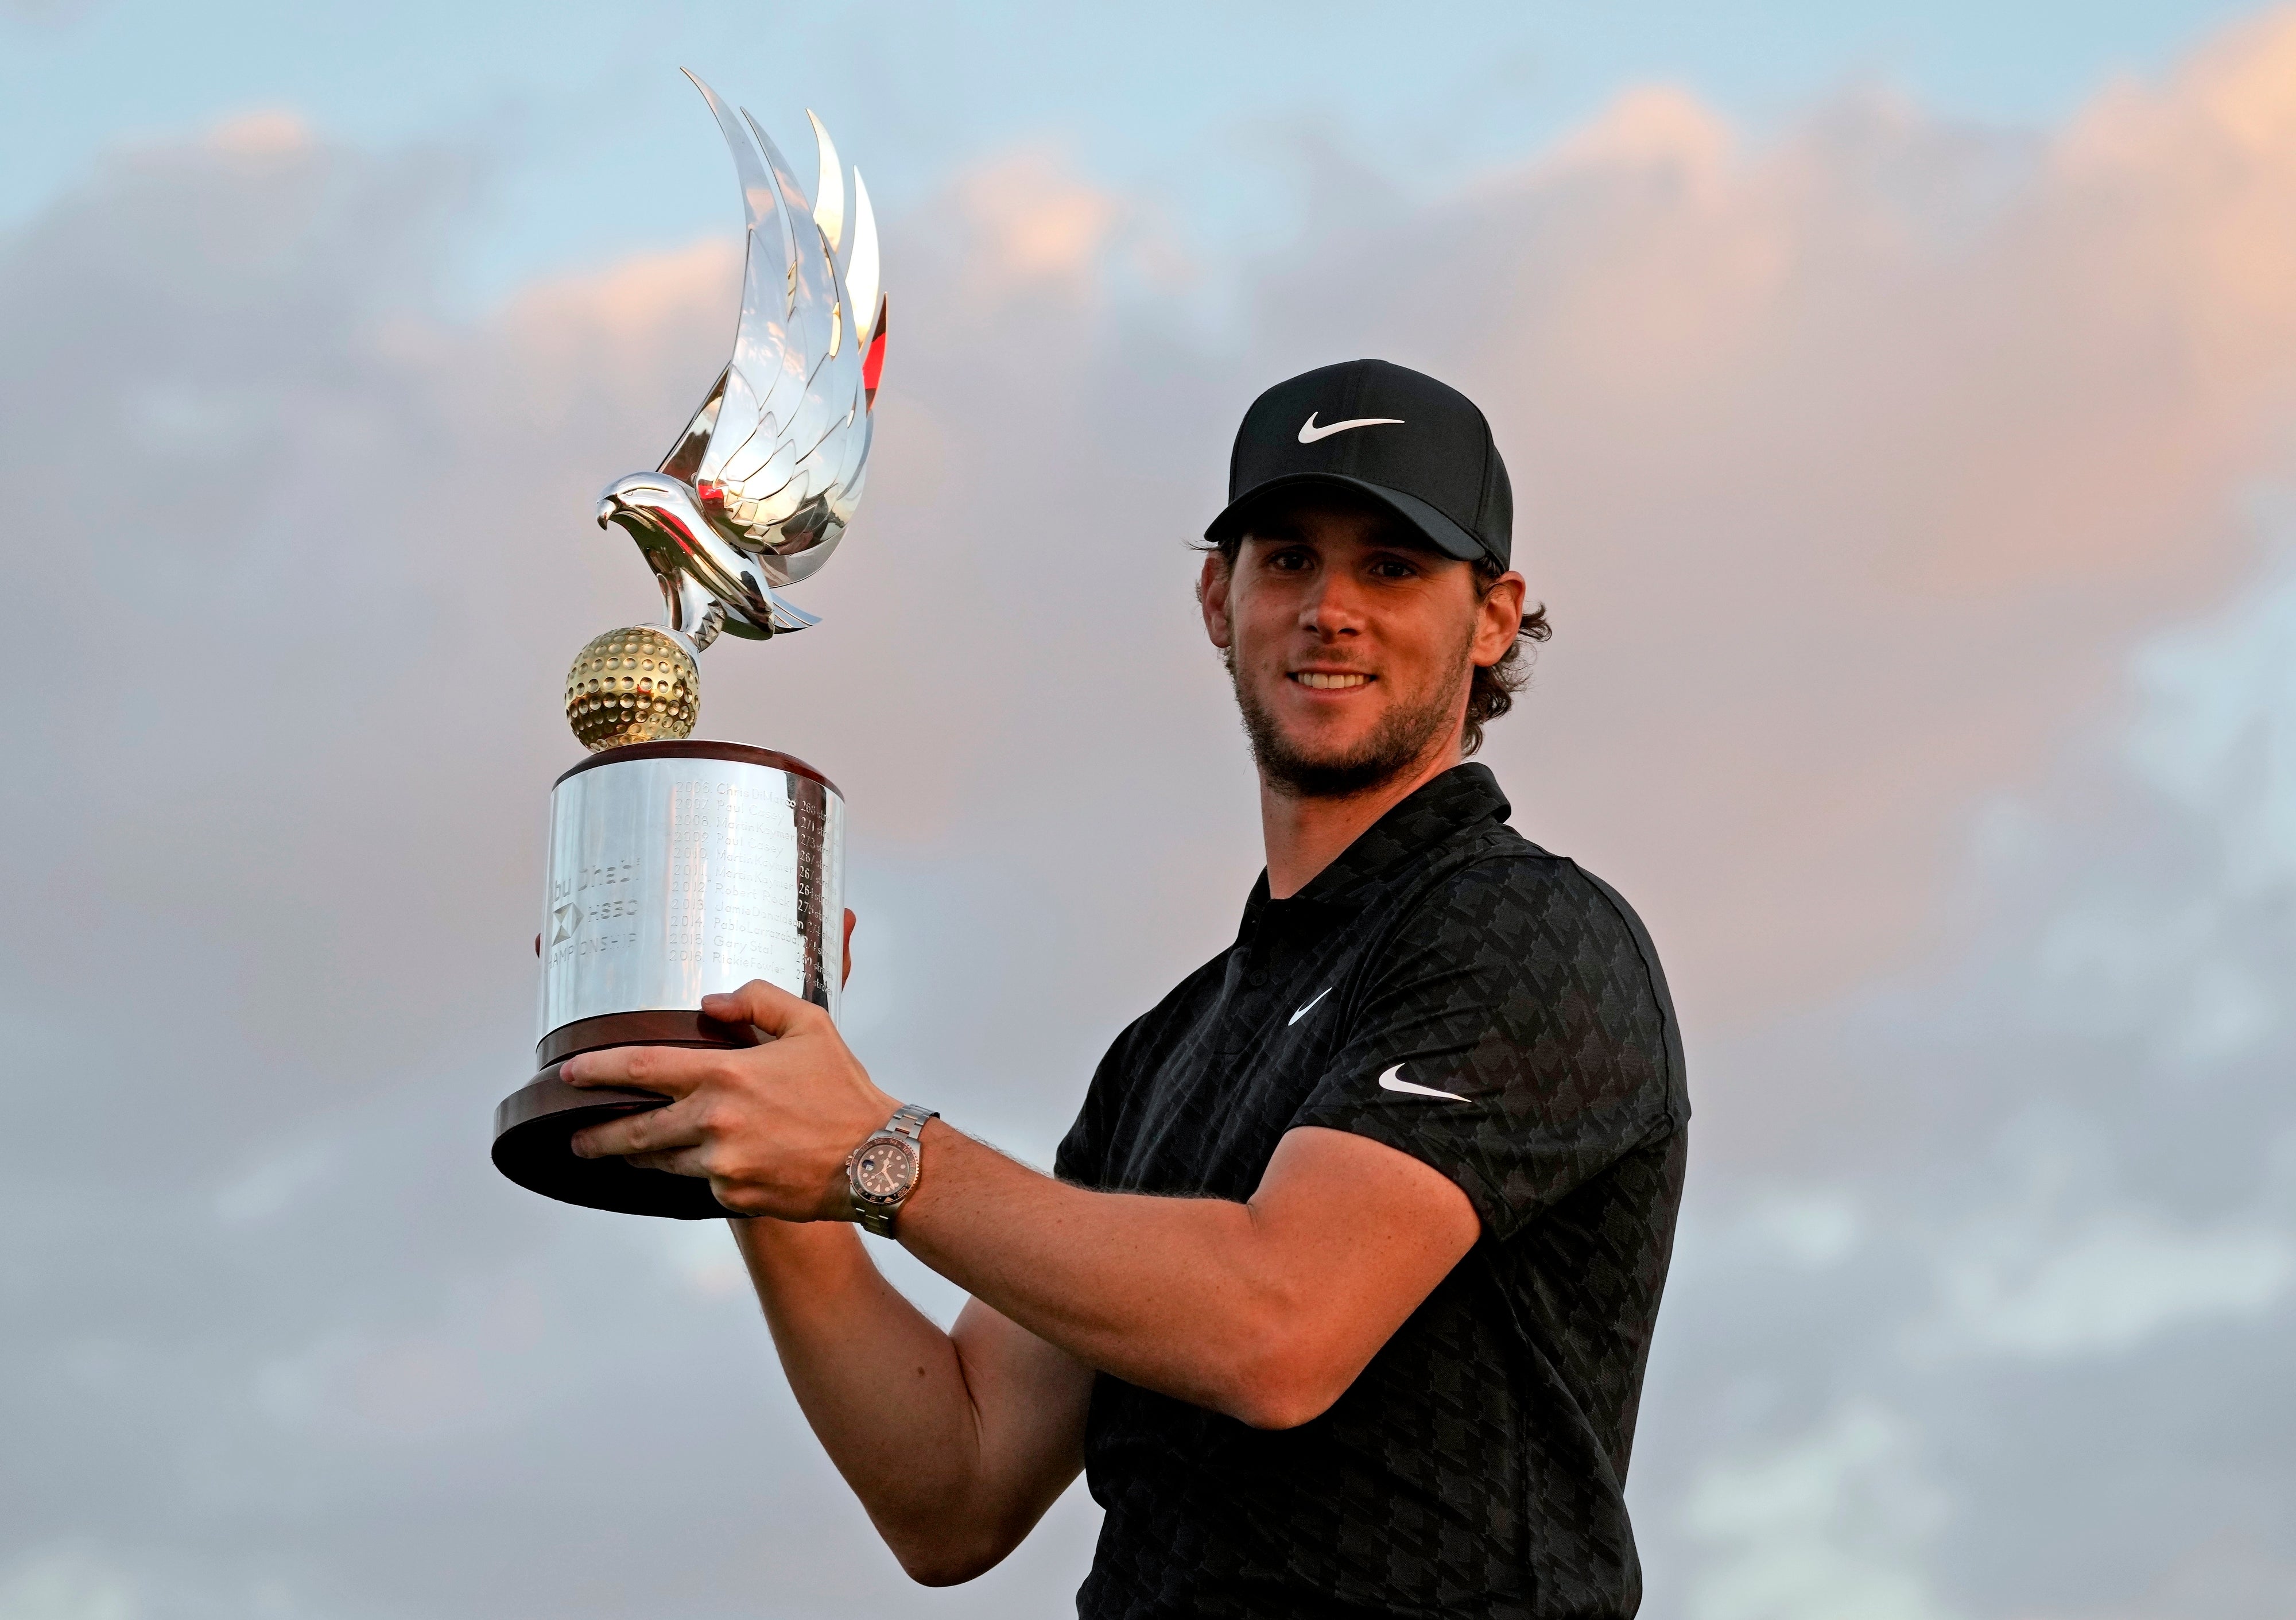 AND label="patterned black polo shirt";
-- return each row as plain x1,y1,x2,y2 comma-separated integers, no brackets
1054,764,1689,1620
